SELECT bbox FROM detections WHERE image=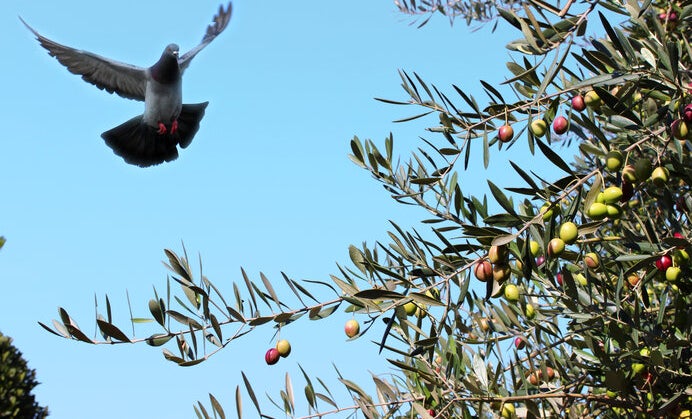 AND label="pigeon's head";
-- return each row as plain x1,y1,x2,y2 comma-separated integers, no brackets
165,43,180,58
150,44,181,84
